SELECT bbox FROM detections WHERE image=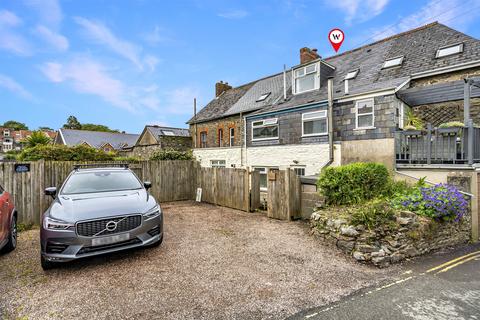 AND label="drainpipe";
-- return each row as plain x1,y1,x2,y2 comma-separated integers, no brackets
464,79,471,125
283,64,287,100
327,77,334,165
